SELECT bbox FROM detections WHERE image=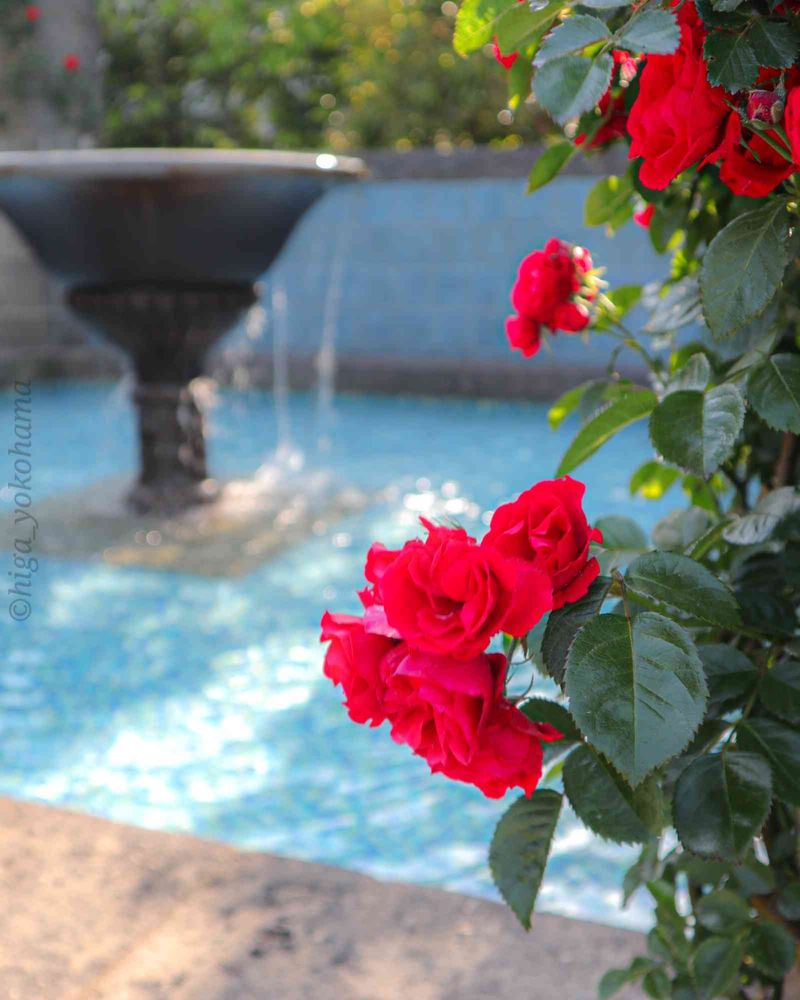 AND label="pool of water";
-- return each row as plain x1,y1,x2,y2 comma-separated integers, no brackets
0,381,674,929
